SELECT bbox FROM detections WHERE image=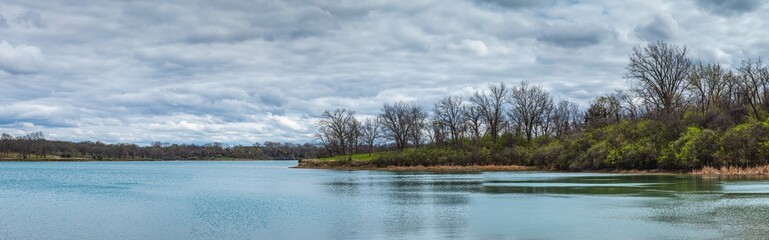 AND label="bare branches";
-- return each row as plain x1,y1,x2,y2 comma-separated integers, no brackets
737,58,769,120
509,81,553,141
624,41,693,116
359,117,381,155
551,100,583,137
379,101,426,150
470,83,508,140
433,95,466,146
316,108,357,156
